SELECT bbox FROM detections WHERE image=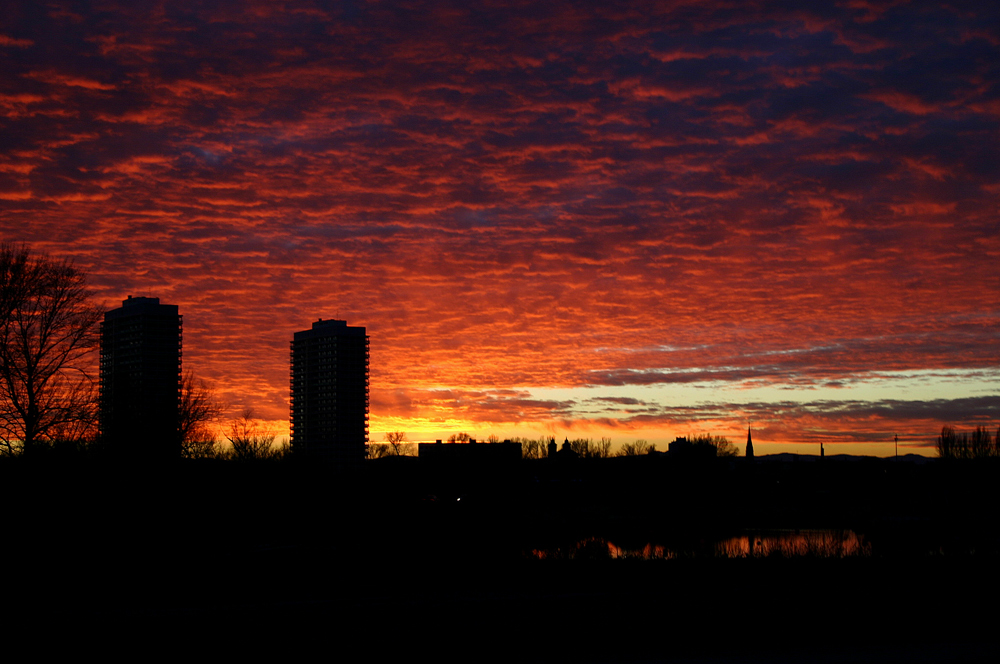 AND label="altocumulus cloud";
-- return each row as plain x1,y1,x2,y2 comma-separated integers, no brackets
0,1,997,447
